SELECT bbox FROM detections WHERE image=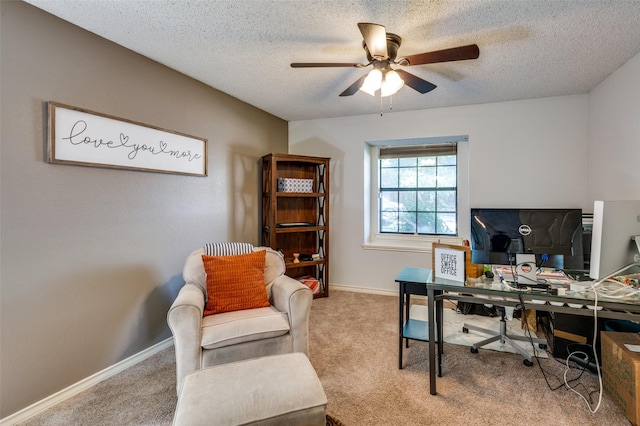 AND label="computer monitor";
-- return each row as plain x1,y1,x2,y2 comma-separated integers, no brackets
589,200,640,280
469,208,584,270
